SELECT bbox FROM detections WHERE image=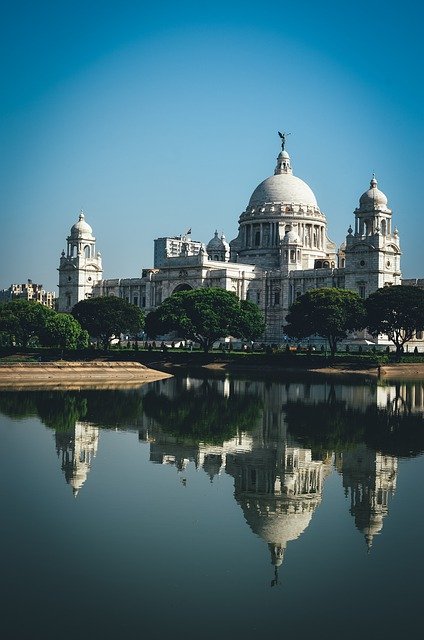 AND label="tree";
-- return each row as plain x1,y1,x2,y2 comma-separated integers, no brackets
72,296,145,349
285,288,367,357
39,313,89,349
365,285,424,360
145,287,265,352
0,299,55,347
236,299,267,342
